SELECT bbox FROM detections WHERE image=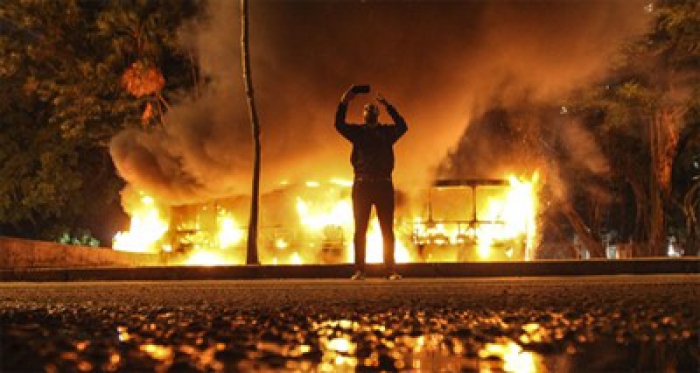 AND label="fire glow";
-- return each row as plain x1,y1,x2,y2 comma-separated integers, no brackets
476,174,540,260
113,173,539,265
113,192,169,253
